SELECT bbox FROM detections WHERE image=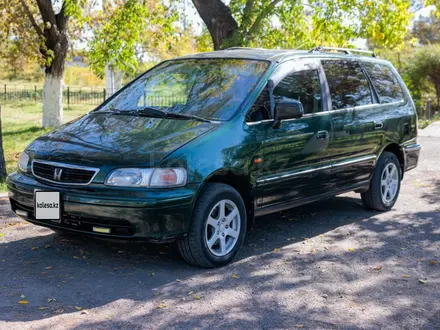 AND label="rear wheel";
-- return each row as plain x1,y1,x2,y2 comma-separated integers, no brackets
177,183,247,268
361,151,401,211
